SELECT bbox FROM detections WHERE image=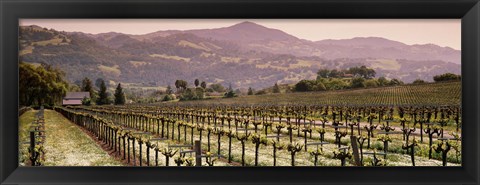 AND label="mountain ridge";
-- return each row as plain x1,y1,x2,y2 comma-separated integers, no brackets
19,23,461,90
